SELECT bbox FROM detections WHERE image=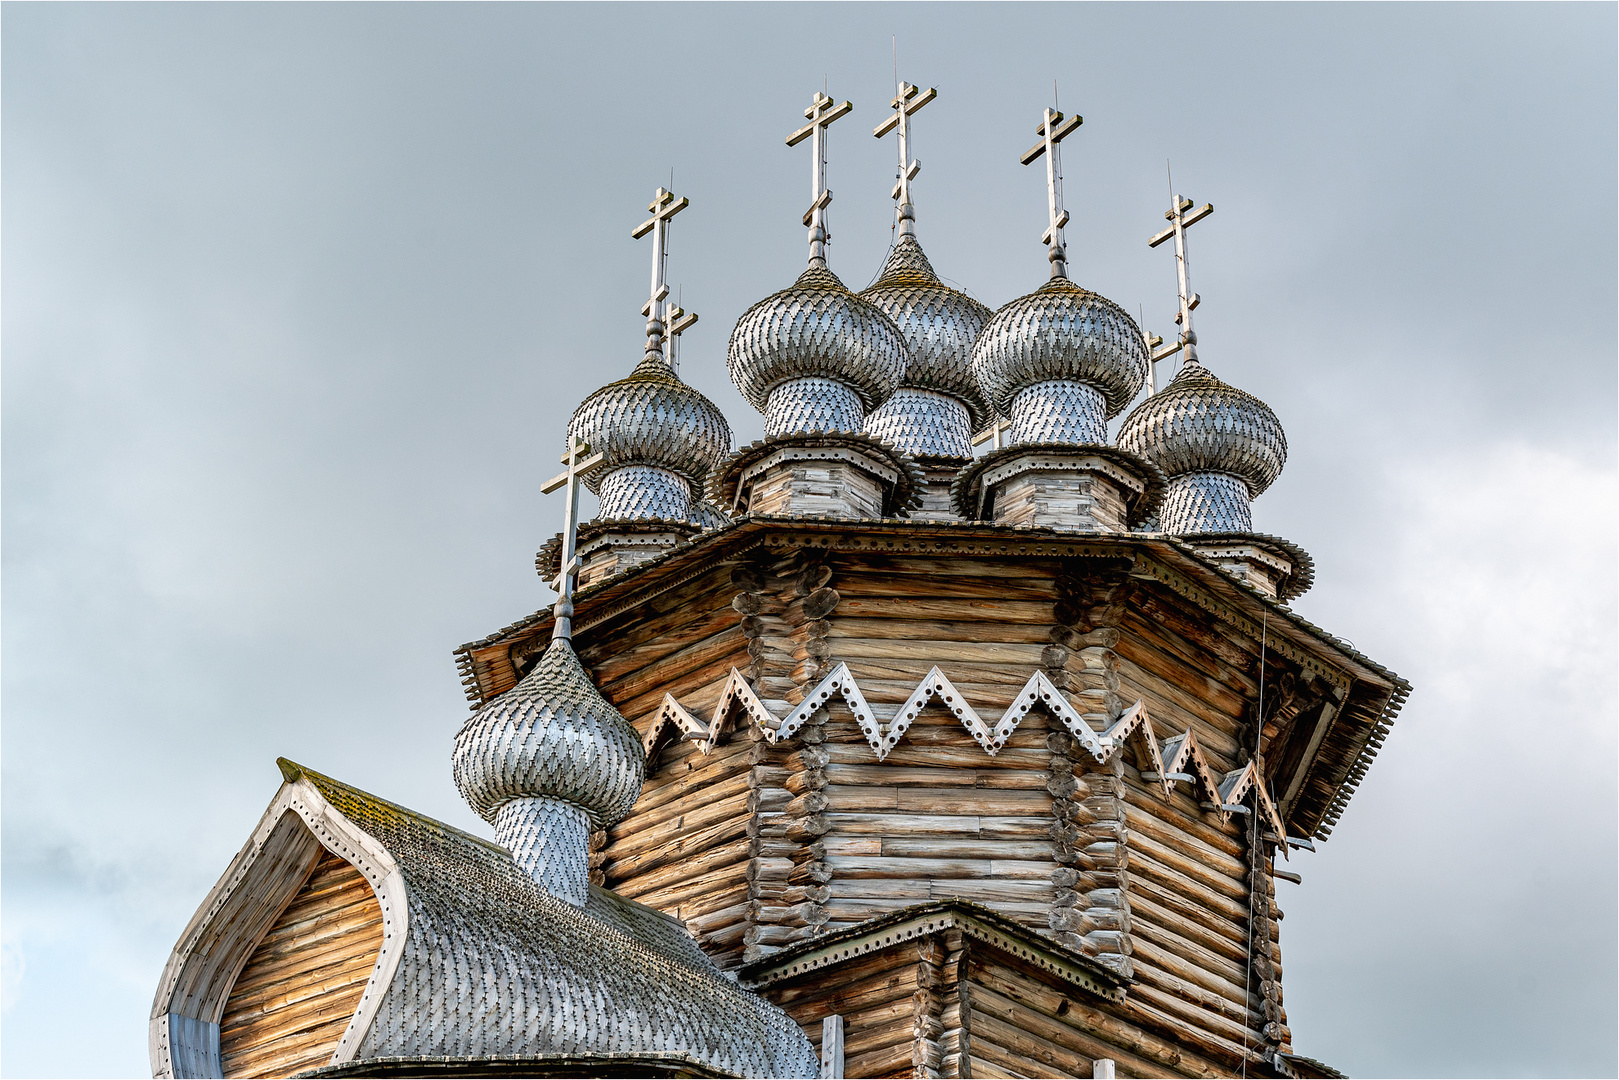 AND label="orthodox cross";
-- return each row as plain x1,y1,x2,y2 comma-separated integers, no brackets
631,186,689,362
873,82,936,238
1020,106,1082,279
664,303,698,378
1148,188,1213,372
787,91,853,267
539,436,605,641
